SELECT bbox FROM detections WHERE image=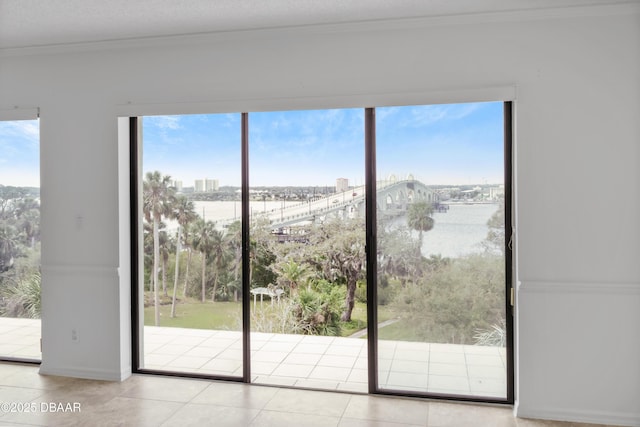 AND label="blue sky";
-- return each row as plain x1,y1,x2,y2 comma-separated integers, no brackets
376,102,504,185
143,101,504,187
0,102,504,188
0,119,40,187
